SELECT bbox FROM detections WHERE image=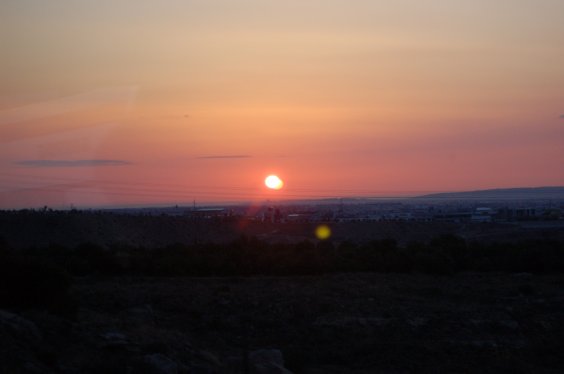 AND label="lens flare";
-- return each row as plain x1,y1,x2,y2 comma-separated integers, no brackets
315,225,331,240
265,175,284,190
